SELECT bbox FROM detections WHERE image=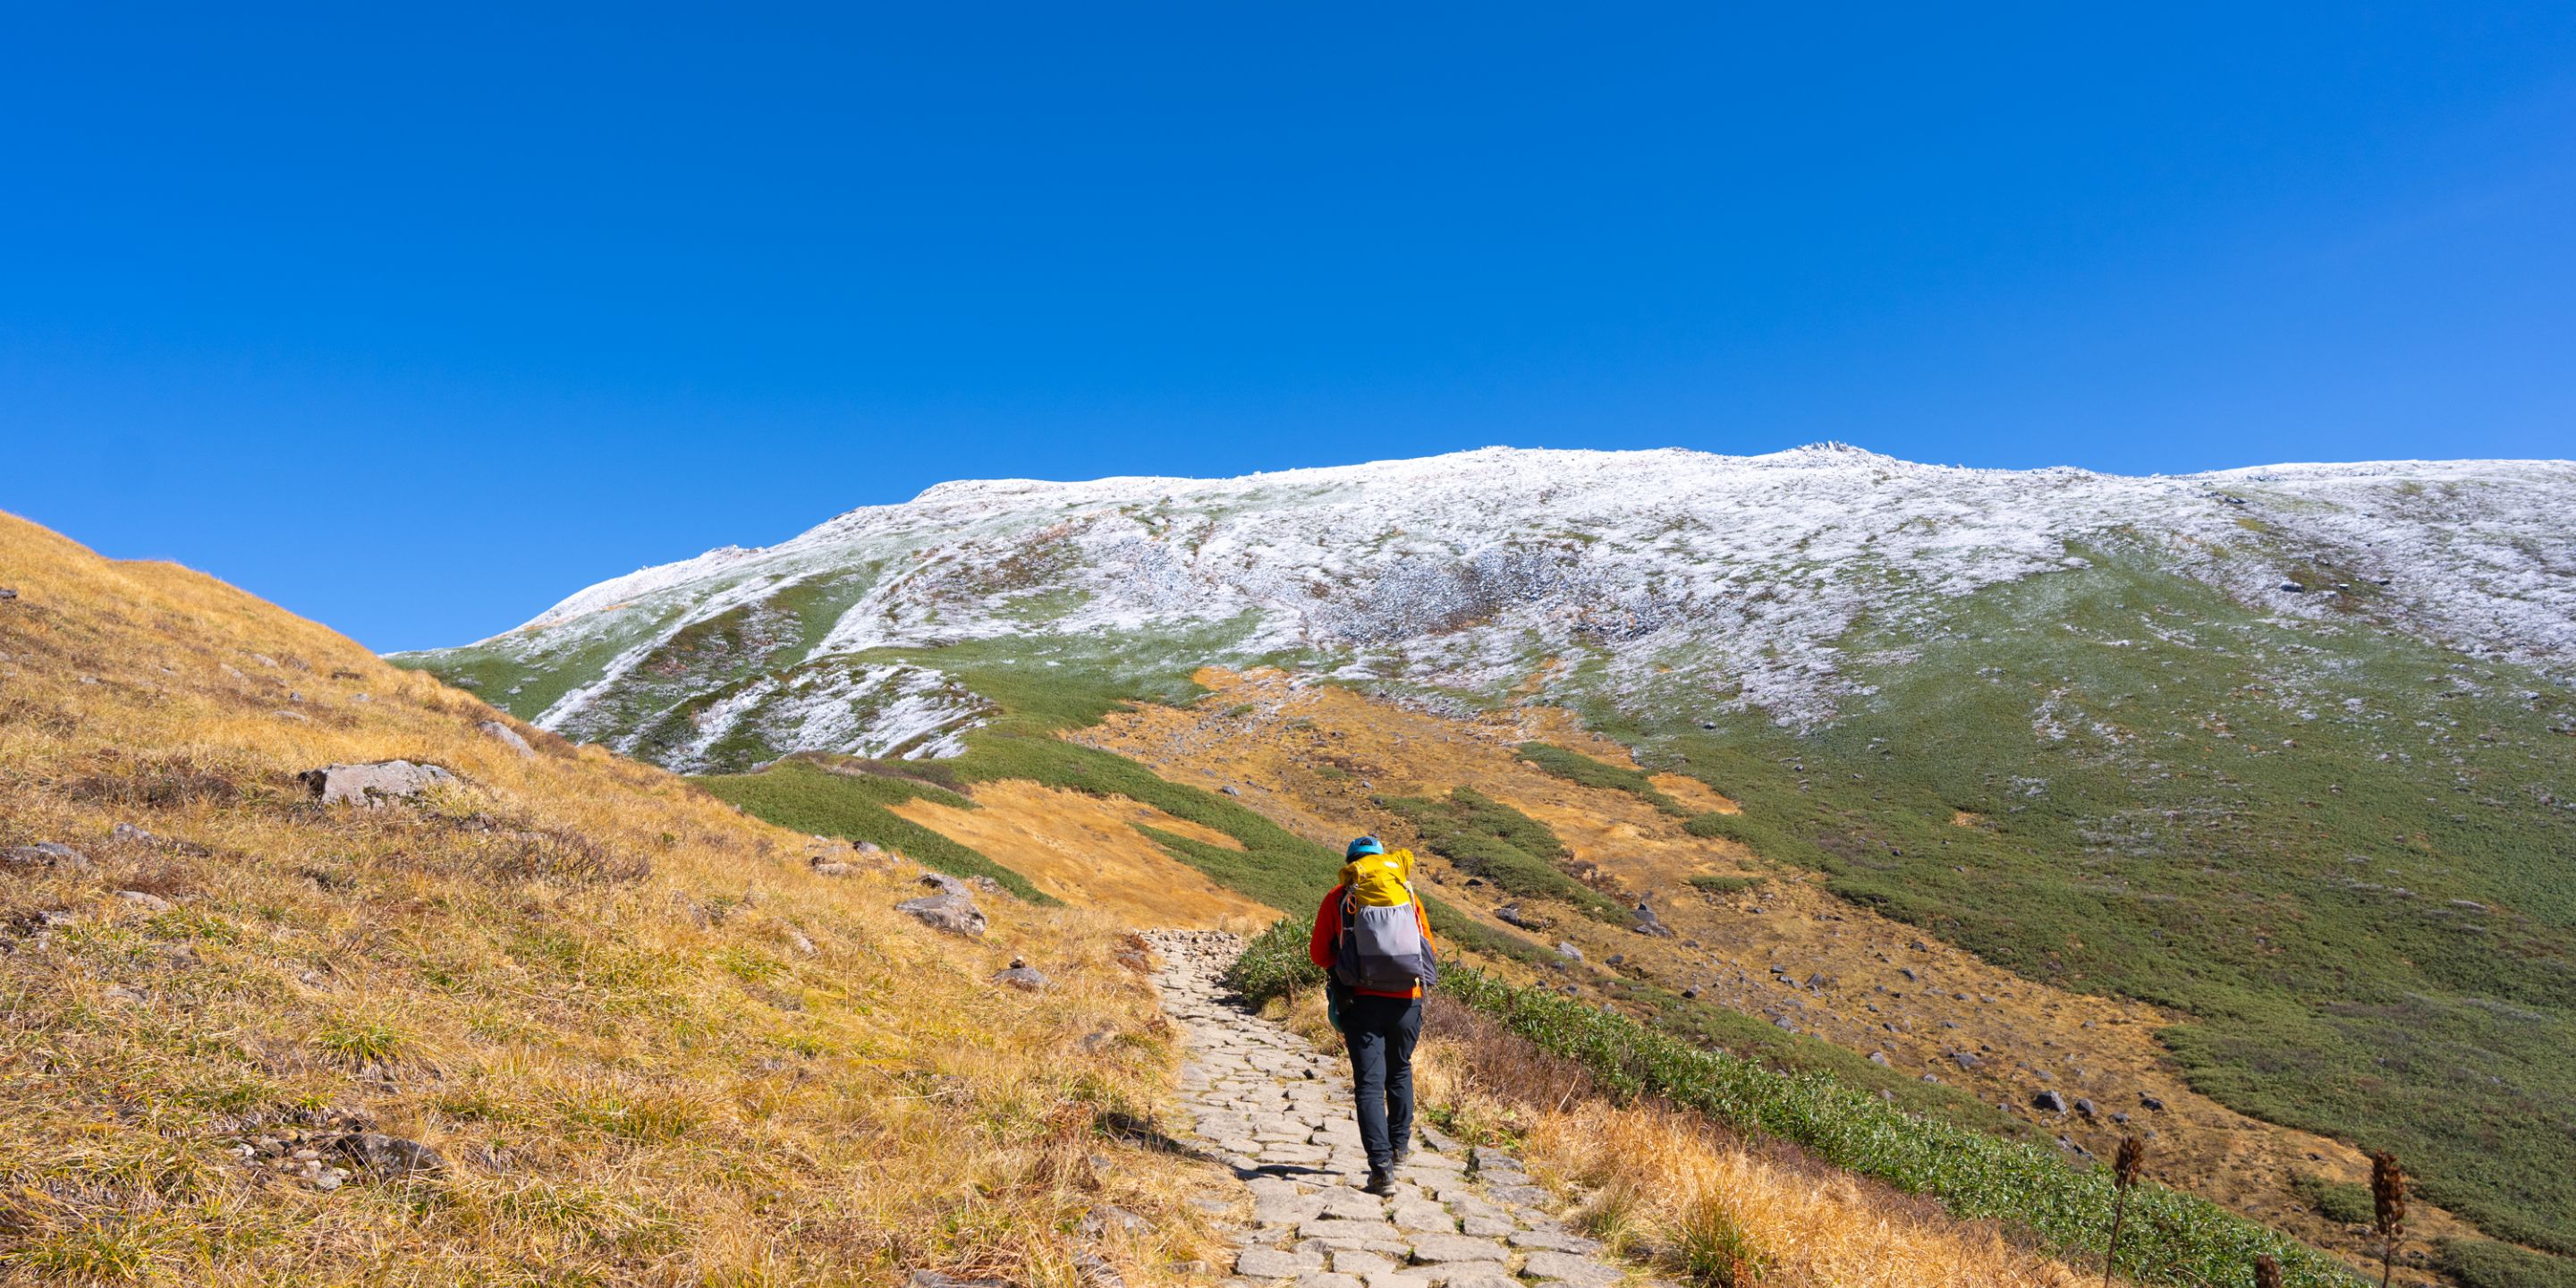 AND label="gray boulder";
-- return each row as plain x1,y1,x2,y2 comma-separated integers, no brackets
1631,901,1674,937
992,958,1050,991
476,721,536,758
2033,1089,2069,1114
898,892,987,938
299,760,454,807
